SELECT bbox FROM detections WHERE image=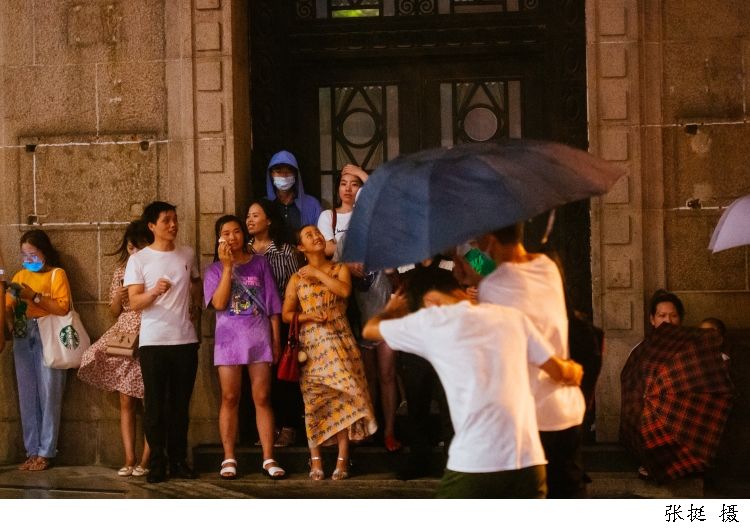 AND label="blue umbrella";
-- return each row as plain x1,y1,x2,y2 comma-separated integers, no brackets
341,139,623,270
